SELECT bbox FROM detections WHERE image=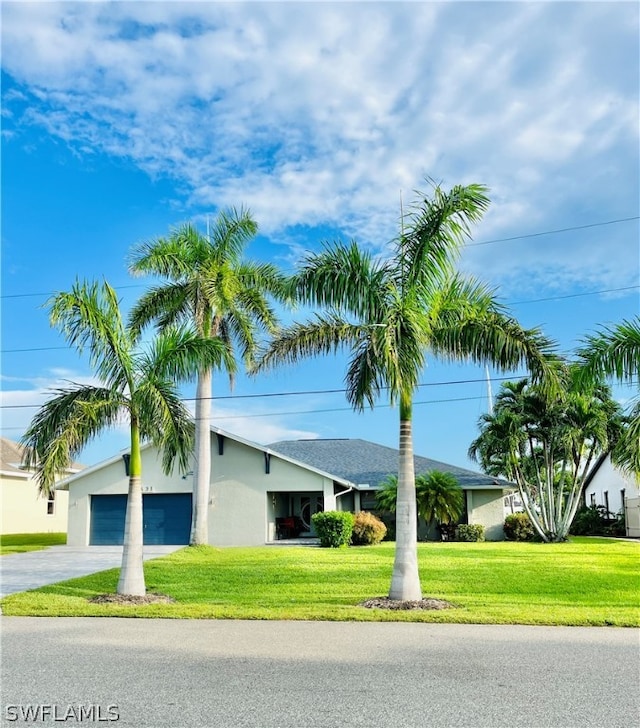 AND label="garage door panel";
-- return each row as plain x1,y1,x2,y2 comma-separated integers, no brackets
90,493,192,545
